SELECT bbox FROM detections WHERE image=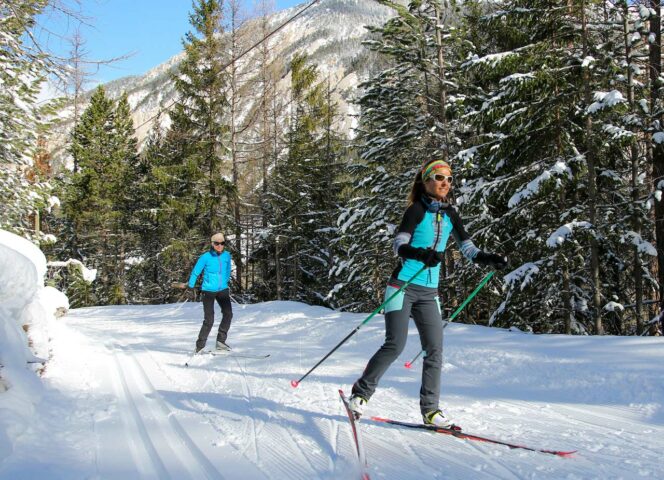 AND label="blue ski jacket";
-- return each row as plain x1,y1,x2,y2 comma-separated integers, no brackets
188,249,232,292
391,196,480,288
